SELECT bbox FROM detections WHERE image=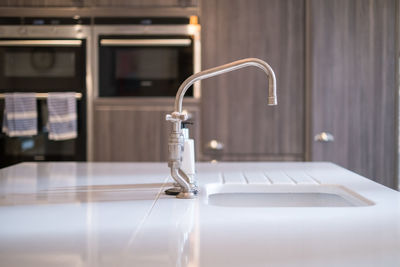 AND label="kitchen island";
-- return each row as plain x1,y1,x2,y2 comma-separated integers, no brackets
0,162,399,267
